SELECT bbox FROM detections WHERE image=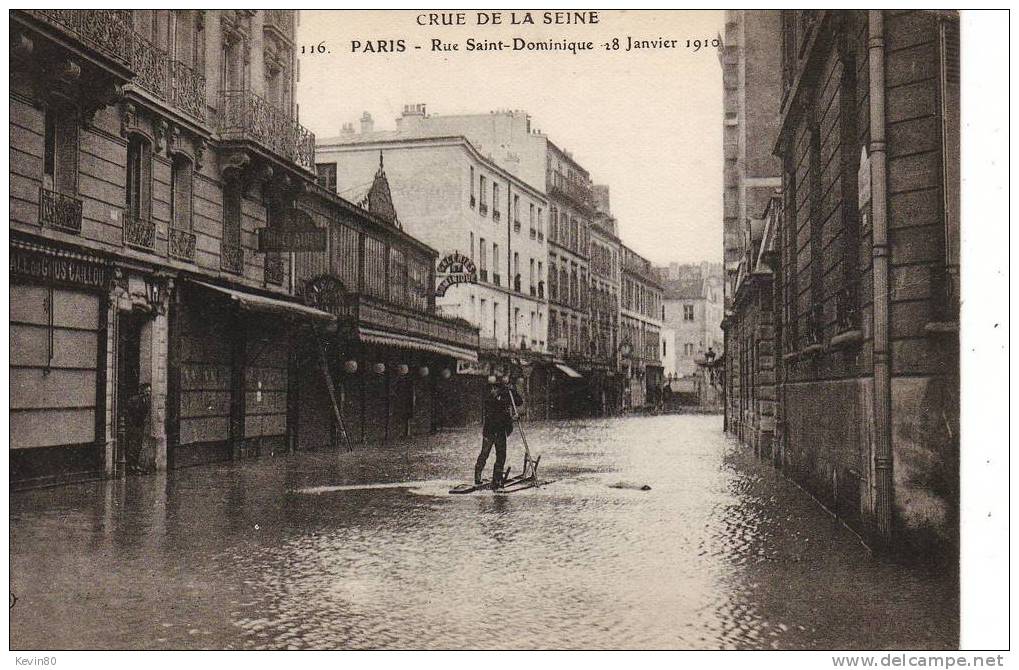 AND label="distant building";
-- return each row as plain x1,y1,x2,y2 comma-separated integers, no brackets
658,262,725,377
620,245,664,409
